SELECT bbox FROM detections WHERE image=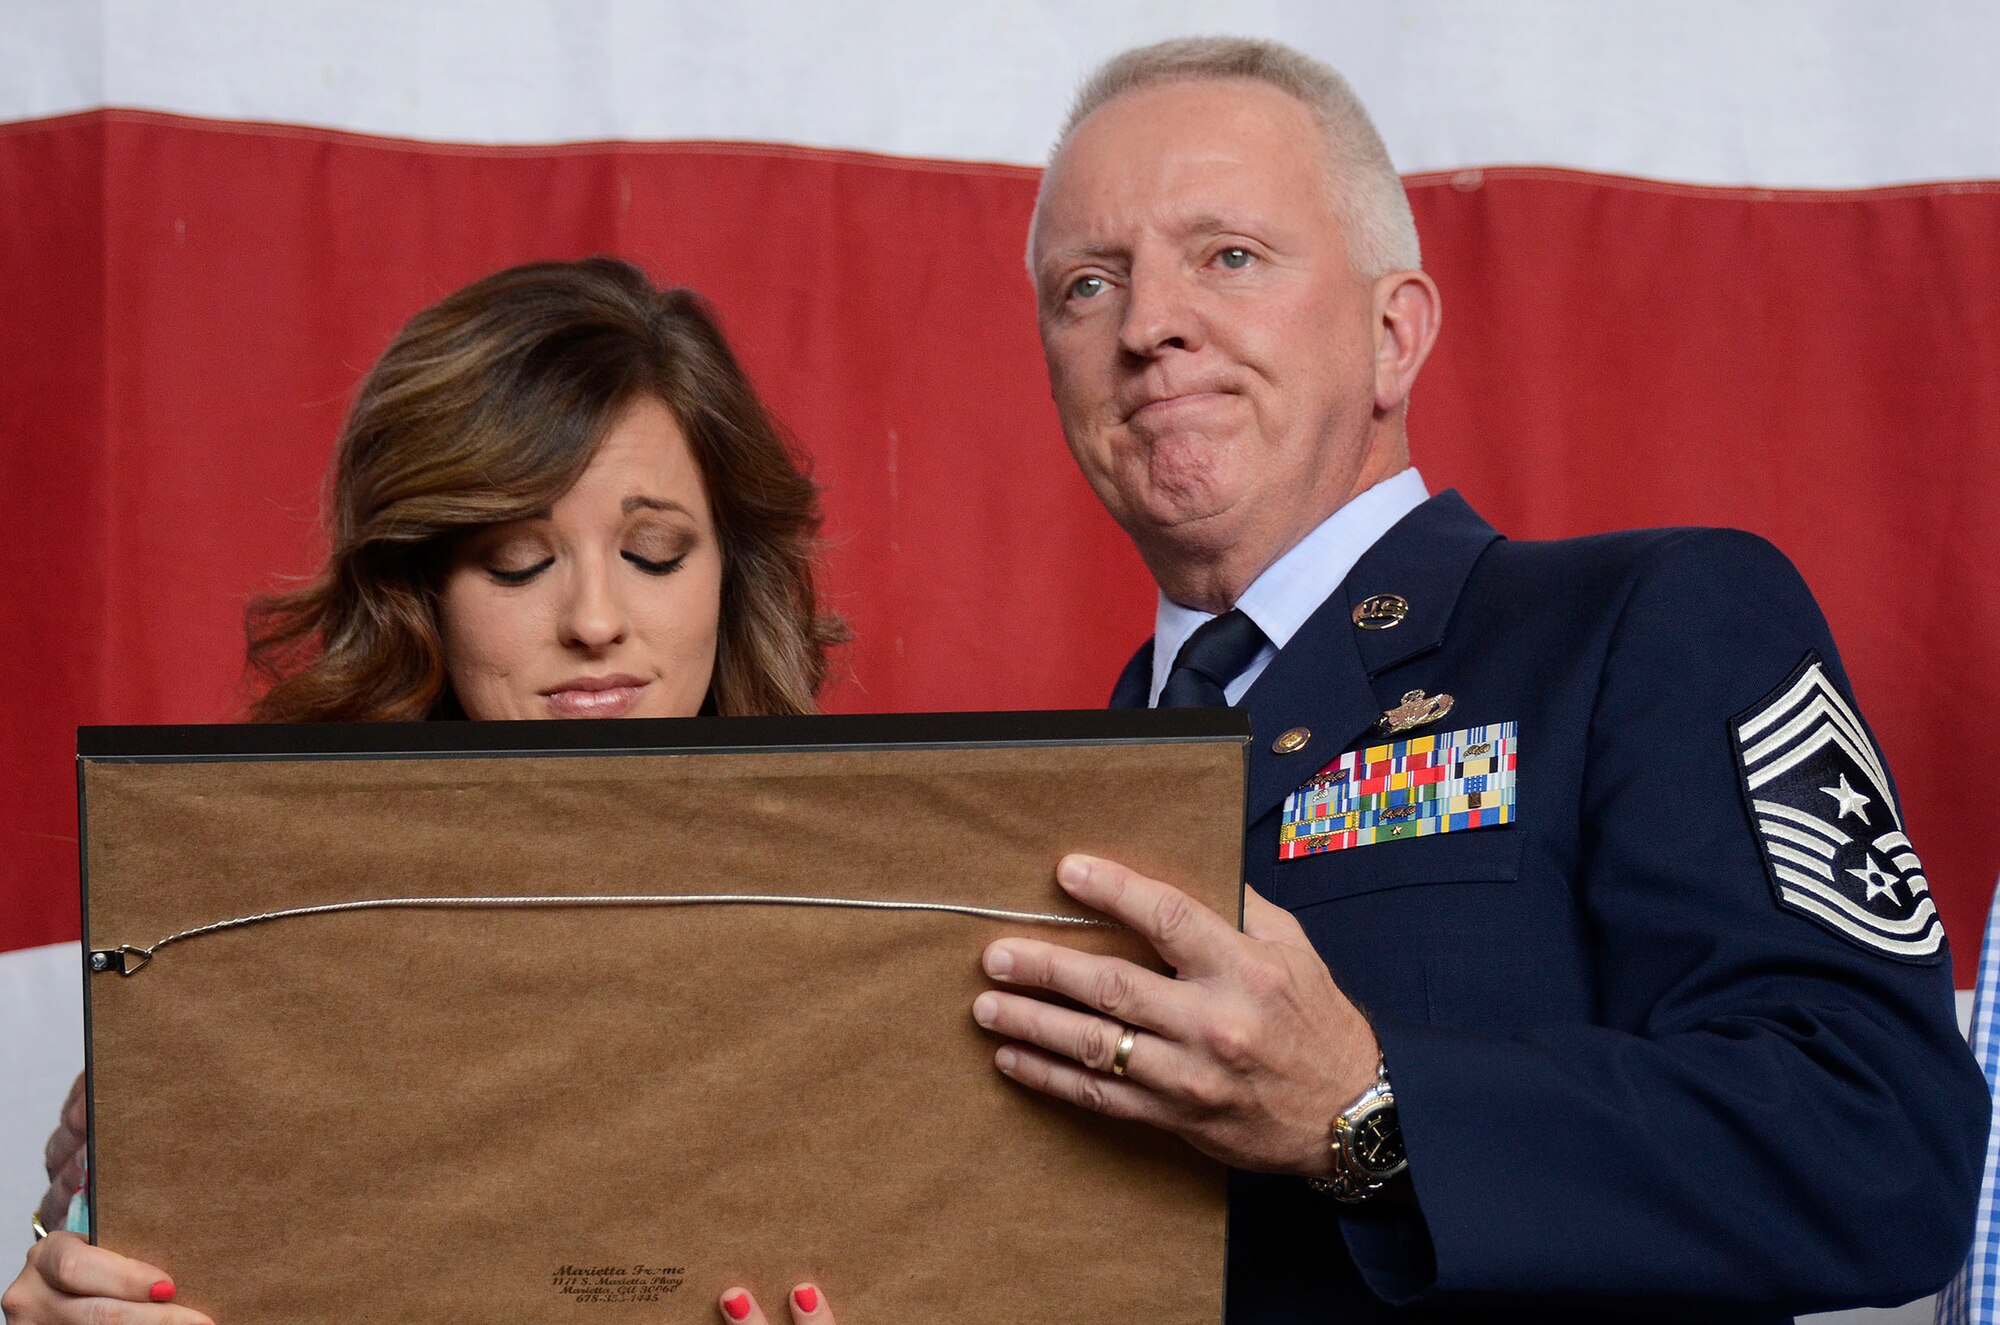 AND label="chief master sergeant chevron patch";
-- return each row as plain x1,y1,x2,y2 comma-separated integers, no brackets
1730,651,1944,963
